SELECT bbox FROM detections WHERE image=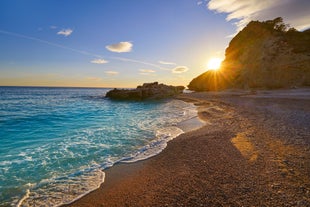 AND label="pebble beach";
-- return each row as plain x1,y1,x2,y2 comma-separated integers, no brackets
66,89,310,207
